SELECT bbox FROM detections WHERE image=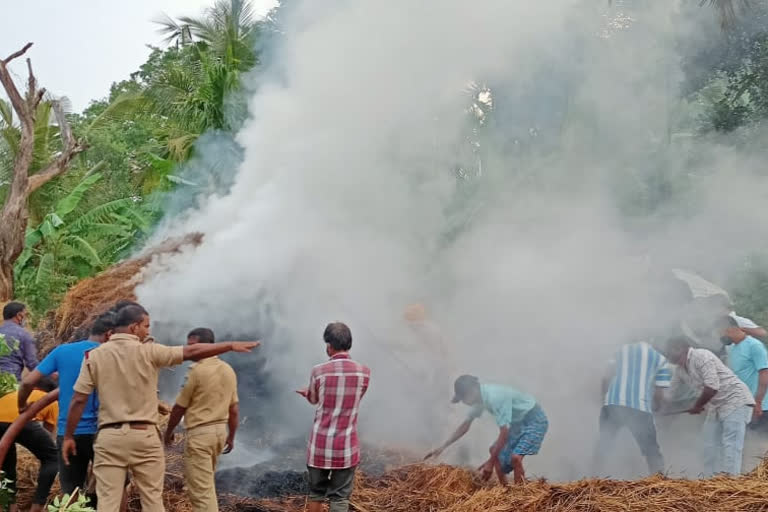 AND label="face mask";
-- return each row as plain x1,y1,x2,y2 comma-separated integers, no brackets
721,336,733,346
